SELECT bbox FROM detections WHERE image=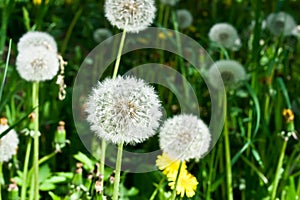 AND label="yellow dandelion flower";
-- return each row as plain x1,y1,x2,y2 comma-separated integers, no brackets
33,0,49,5
168,170,198,198
156,152,186,175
